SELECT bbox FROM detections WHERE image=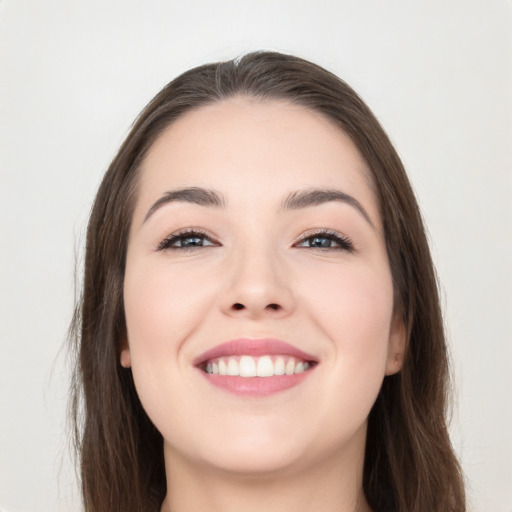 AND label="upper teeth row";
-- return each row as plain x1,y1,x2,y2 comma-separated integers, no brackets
205,355,311,378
